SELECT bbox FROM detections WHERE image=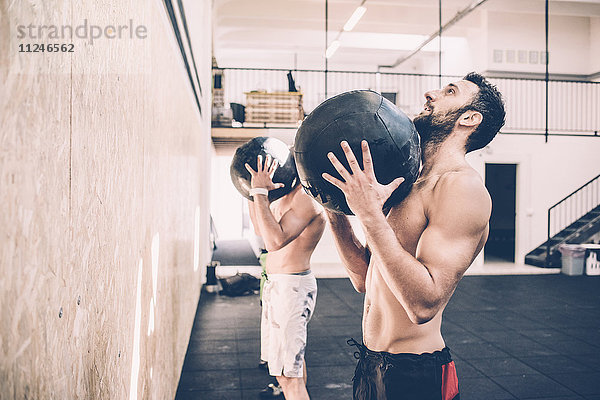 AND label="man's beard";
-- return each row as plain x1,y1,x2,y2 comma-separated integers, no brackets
413,107,463,148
